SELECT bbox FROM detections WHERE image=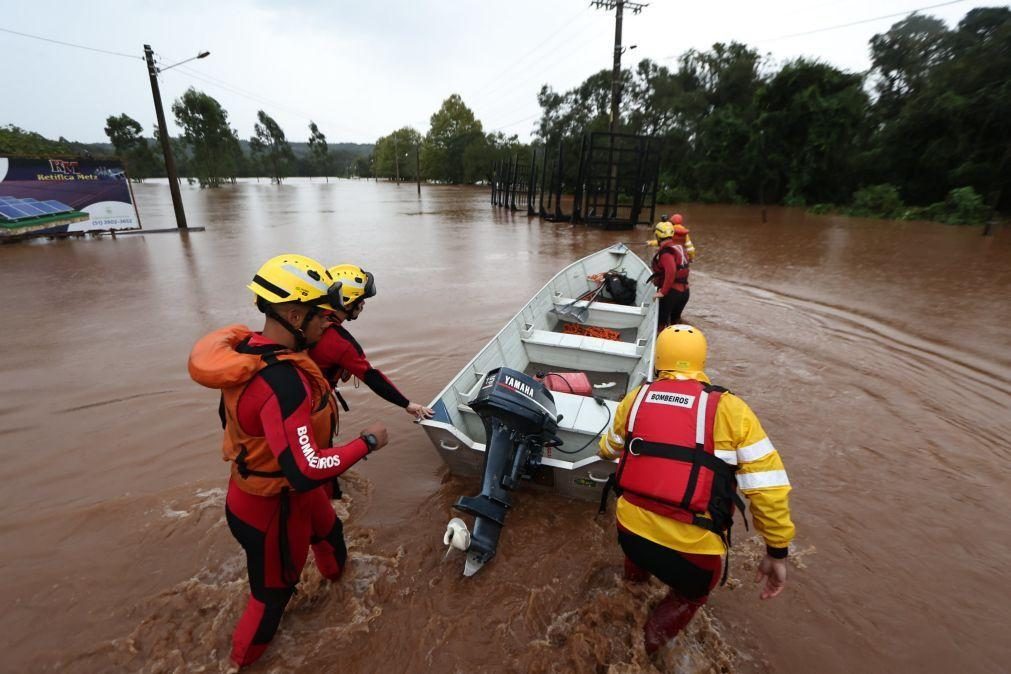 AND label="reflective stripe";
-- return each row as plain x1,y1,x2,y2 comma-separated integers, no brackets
627,384,651,435
607,429,625,448
715,449,737,465
737,437,775,463
737,470,791,490
694,390,708,446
